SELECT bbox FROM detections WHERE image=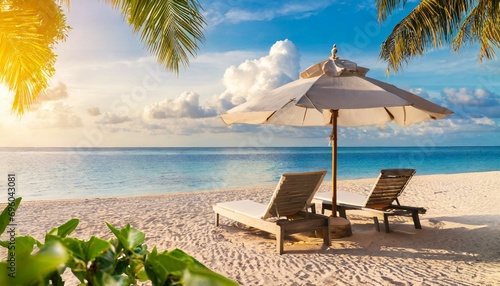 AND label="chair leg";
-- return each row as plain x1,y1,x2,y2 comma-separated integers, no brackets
310,204,316,214
384,214,390,233
215,213,220,226
373,217,380,232
338,206,347,218
321,202,329,214
277,226,285,254
323,225,331,247
412,211,422,229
